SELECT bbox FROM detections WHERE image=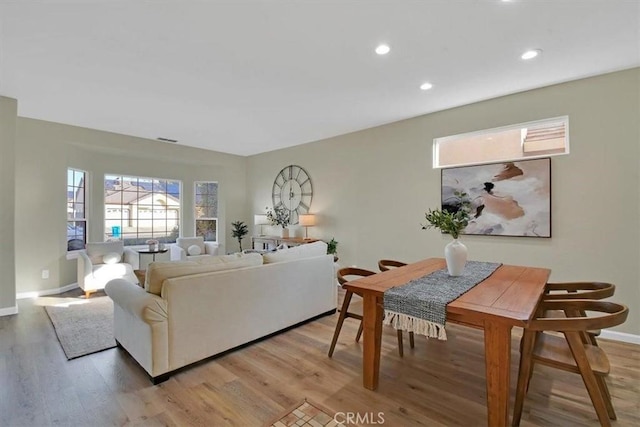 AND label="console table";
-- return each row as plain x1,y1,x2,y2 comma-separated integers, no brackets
252,236,320,250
